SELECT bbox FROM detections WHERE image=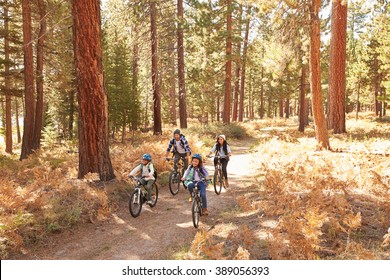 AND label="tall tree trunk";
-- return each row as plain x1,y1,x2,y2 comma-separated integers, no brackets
4,0,12,154
71,0,115,181
299,64,307,132
327,0,347,133
260,66,264,119
239,9,250,122
168,41,177,125
285,98,290,118
373,59,380,116
279,98,284,118
132,26,139,130
217,96,220,122
68,89,75,139
15,98,21,143
223,0,232,124
21,0,36,160
150,0,162,134
177,0,187,128
310,0,330,150
232,5,242,122
121,109,126,143
355,79,360,120
32,0,47,150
